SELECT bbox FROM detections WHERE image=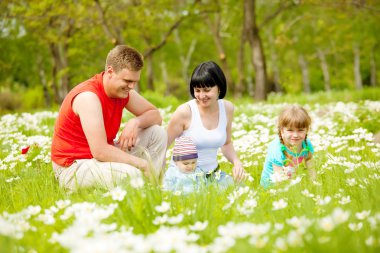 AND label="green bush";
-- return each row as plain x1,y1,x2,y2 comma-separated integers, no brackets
0,86,51,114
267,87,380,104
21,86,46,111
141,90,183,109
0,89,21,113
